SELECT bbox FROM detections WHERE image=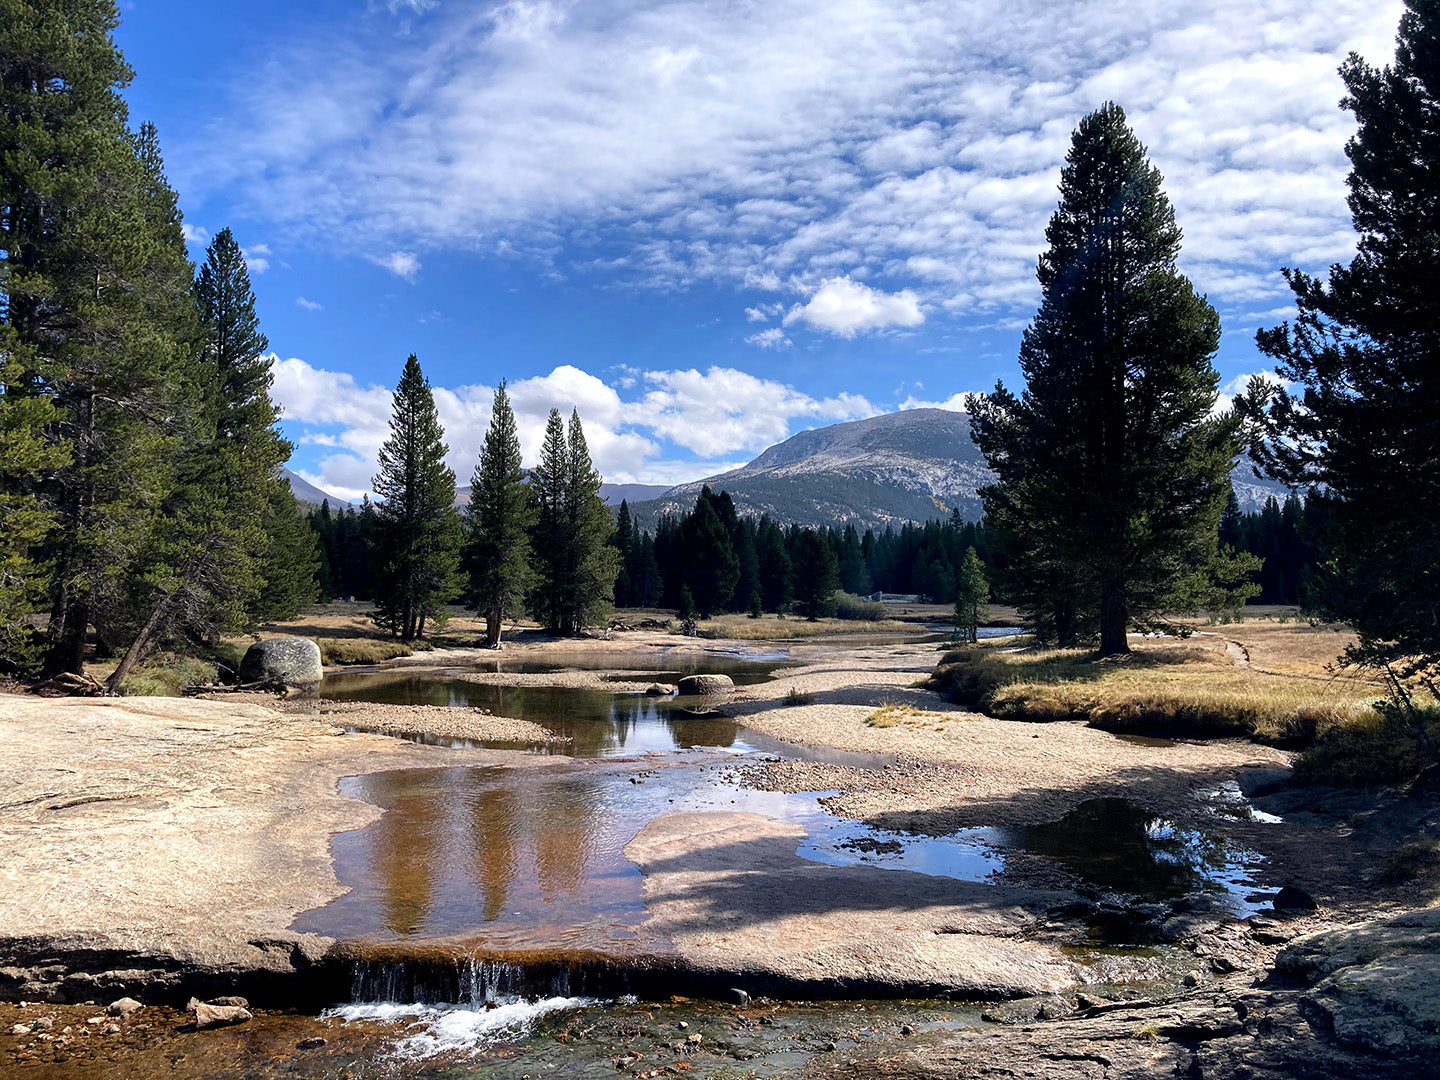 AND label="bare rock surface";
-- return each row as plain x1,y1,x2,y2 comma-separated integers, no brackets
624,811,1077,998
0,695,559,1002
